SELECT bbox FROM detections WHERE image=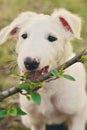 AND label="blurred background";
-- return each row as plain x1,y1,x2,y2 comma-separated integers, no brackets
0,0,87,130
